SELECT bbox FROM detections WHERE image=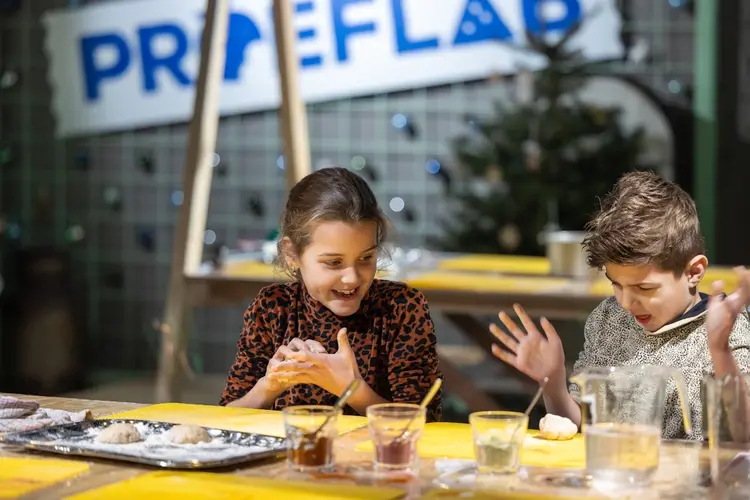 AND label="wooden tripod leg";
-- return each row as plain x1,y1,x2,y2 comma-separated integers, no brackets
273,0,311,189
155,0,229,403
